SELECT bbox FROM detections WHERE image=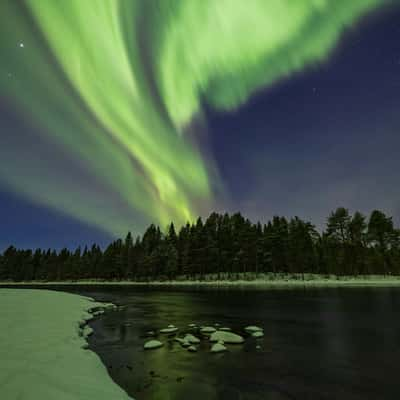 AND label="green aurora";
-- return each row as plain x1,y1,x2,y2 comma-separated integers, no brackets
0,0,386,236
